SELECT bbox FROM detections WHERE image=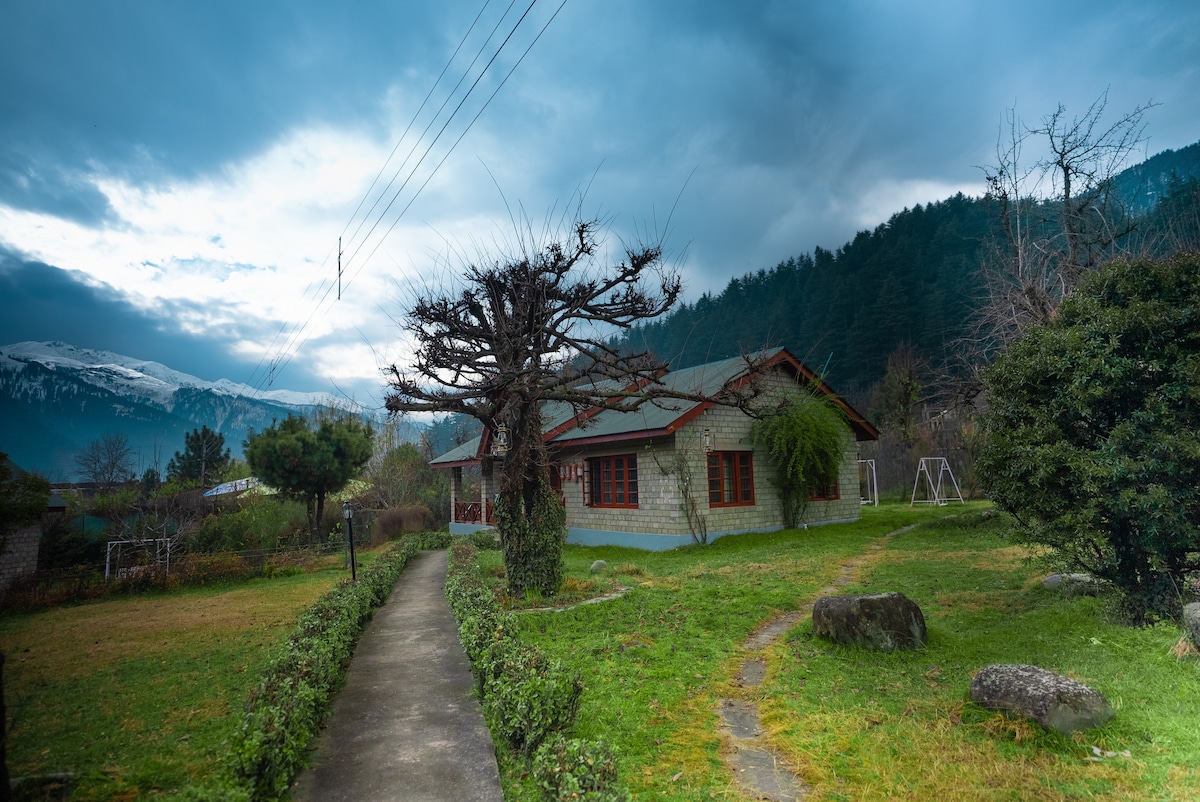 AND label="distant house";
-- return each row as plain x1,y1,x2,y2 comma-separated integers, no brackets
430,348,878,550
0,458,67,590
